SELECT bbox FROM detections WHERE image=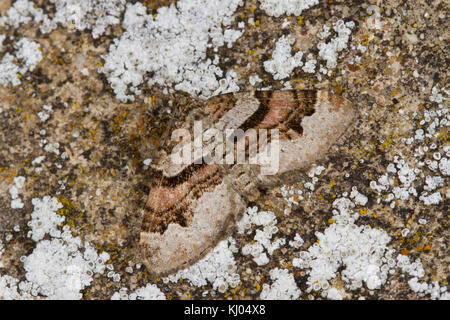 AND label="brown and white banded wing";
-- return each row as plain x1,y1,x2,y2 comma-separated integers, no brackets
140,163,246,276
158,91,260,178
140,92,259,276
140,90,357,276
256,90,357,185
